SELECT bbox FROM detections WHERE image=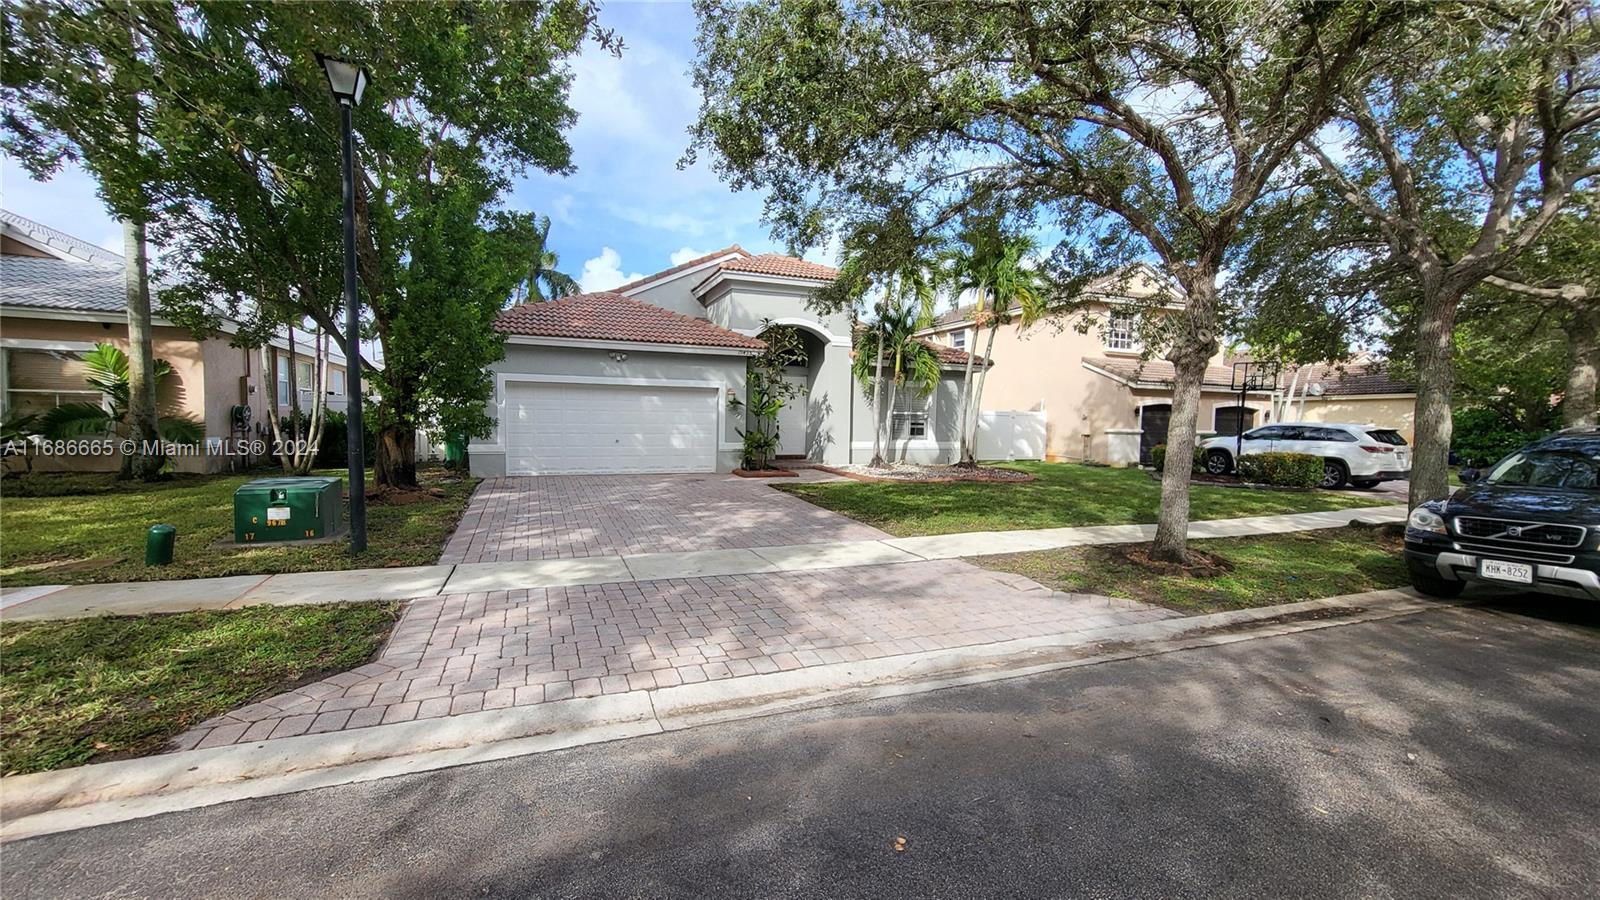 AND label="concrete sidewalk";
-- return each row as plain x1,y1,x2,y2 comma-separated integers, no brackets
0,505,1405,621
